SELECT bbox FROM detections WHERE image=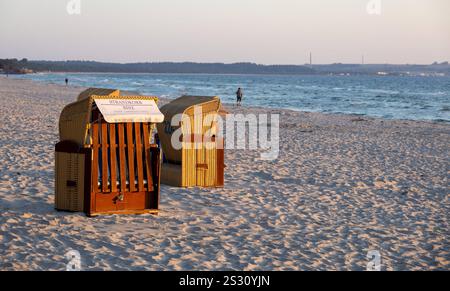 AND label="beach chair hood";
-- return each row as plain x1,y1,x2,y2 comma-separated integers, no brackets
59,87,163,146
157,95,221,163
